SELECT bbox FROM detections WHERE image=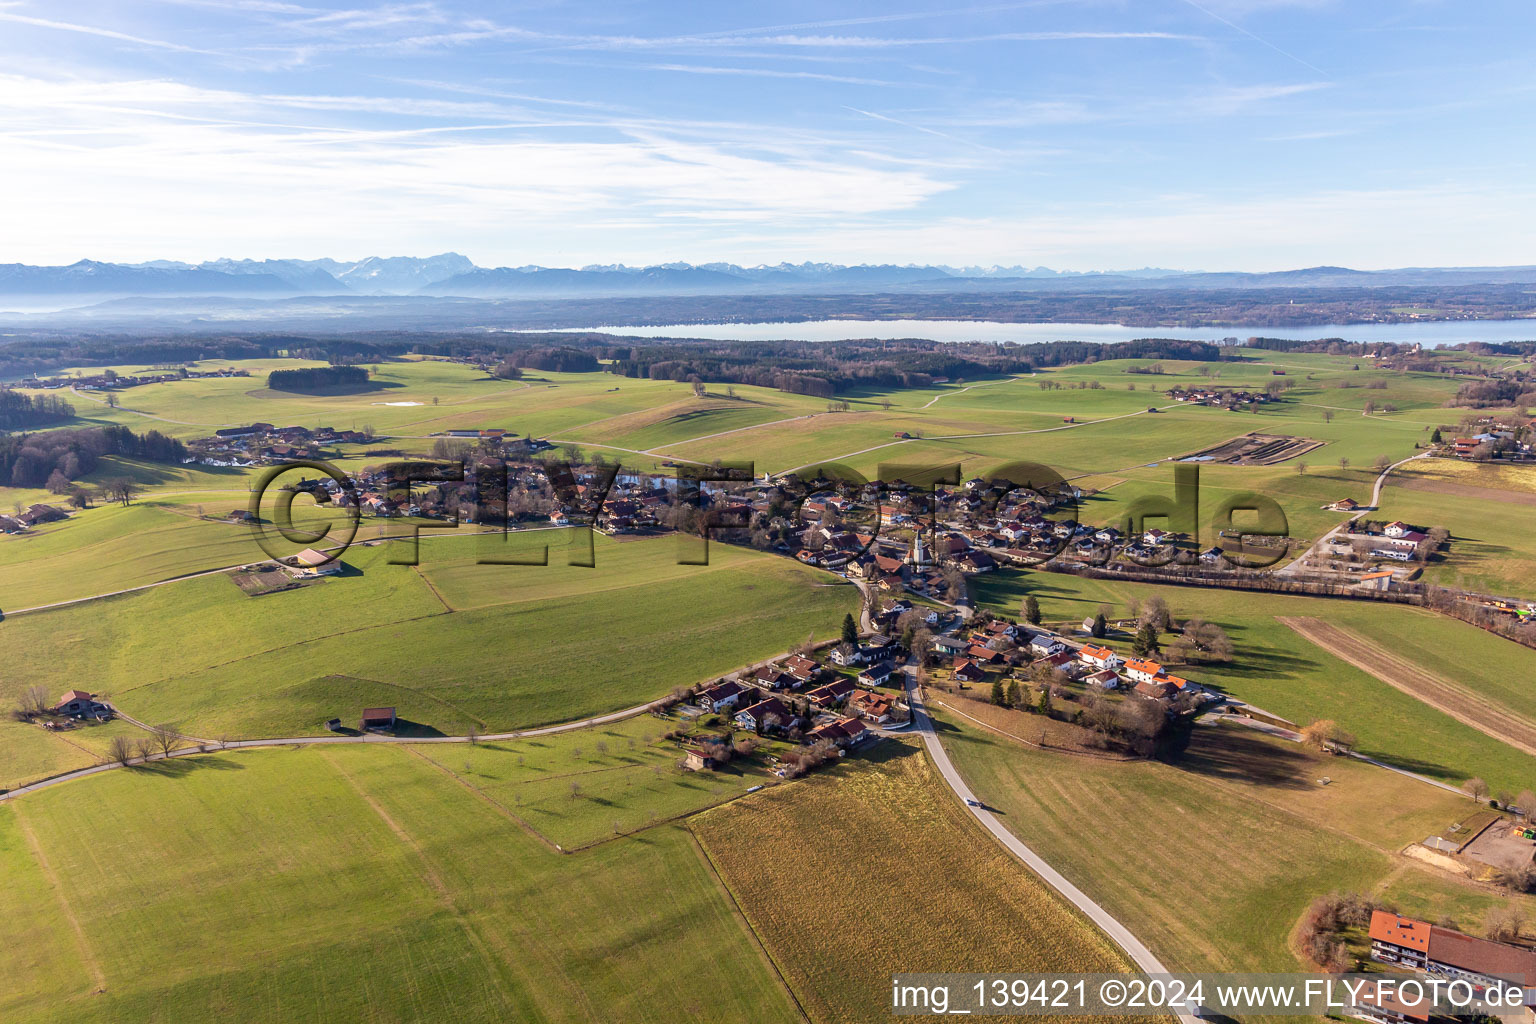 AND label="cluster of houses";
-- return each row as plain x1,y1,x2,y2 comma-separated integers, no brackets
187,423,377,467
1343,519,1434,563
685,641,913,770
788,474,1246,584
18,367,249,391
0,502,69,534
1164,386,1277,409
934,618,1211,703
1446,428,1533,461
